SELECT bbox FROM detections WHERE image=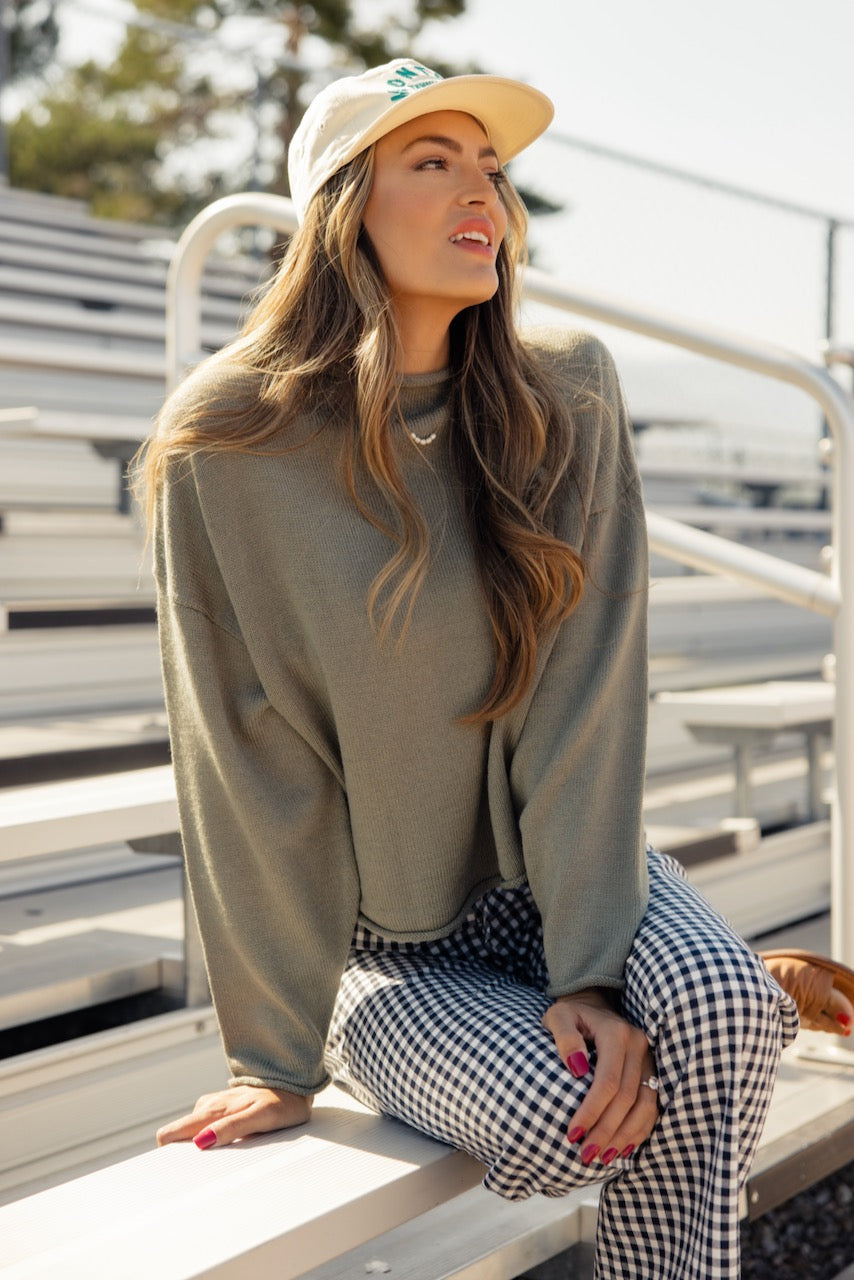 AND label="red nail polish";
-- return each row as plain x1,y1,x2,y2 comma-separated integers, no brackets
601,1147,618,1165
837,1013,852,1028
567,1051,590,1077
621,1144,635,1158
580,1143,600,1166
194,1128,217,1150
567,1125,586,1143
